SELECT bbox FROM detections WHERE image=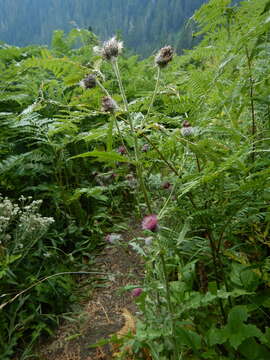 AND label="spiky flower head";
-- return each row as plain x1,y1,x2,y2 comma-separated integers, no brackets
101,96,118,112
142,214,158,232
79,74,96,89
180,120,197,137
162,181,171,190
132,288,143,297
141,144,150,152
117,145,127,155
155,46,174,68
94,36,123,62
125,173,137,189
